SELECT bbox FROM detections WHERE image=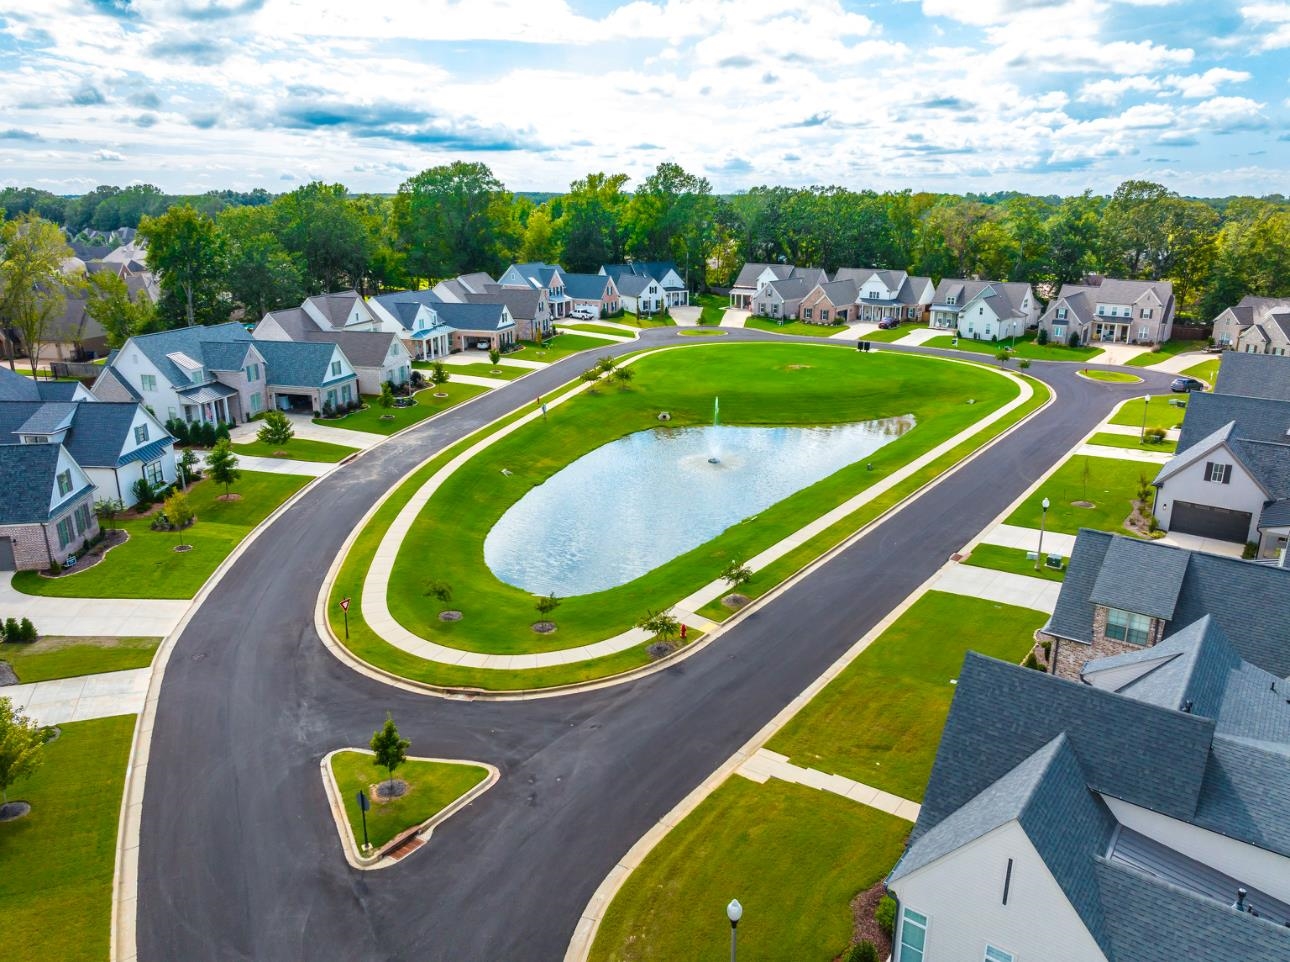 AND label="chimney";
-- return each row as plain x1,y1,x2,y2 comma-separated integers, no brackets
1233,888,1248,912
